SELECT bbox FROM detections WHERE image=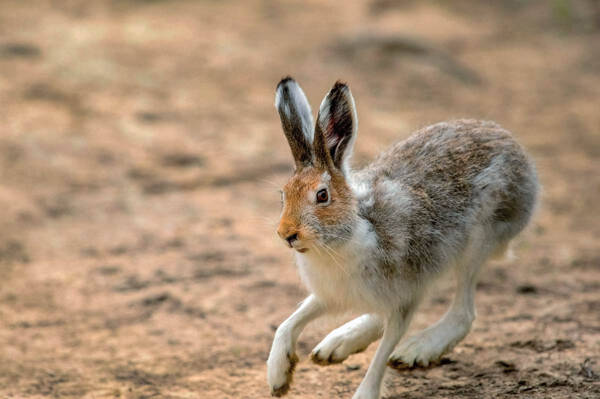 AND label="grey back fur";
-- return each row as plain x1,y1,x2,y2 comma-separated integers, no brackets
353,119,539,282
